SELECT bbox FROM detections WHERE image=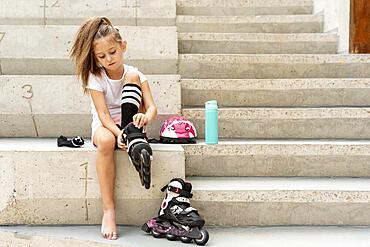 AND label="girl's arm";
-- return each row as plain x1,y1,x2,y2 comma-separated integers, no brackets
133,80,157,128
89,89,122,137
142,80,157,123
